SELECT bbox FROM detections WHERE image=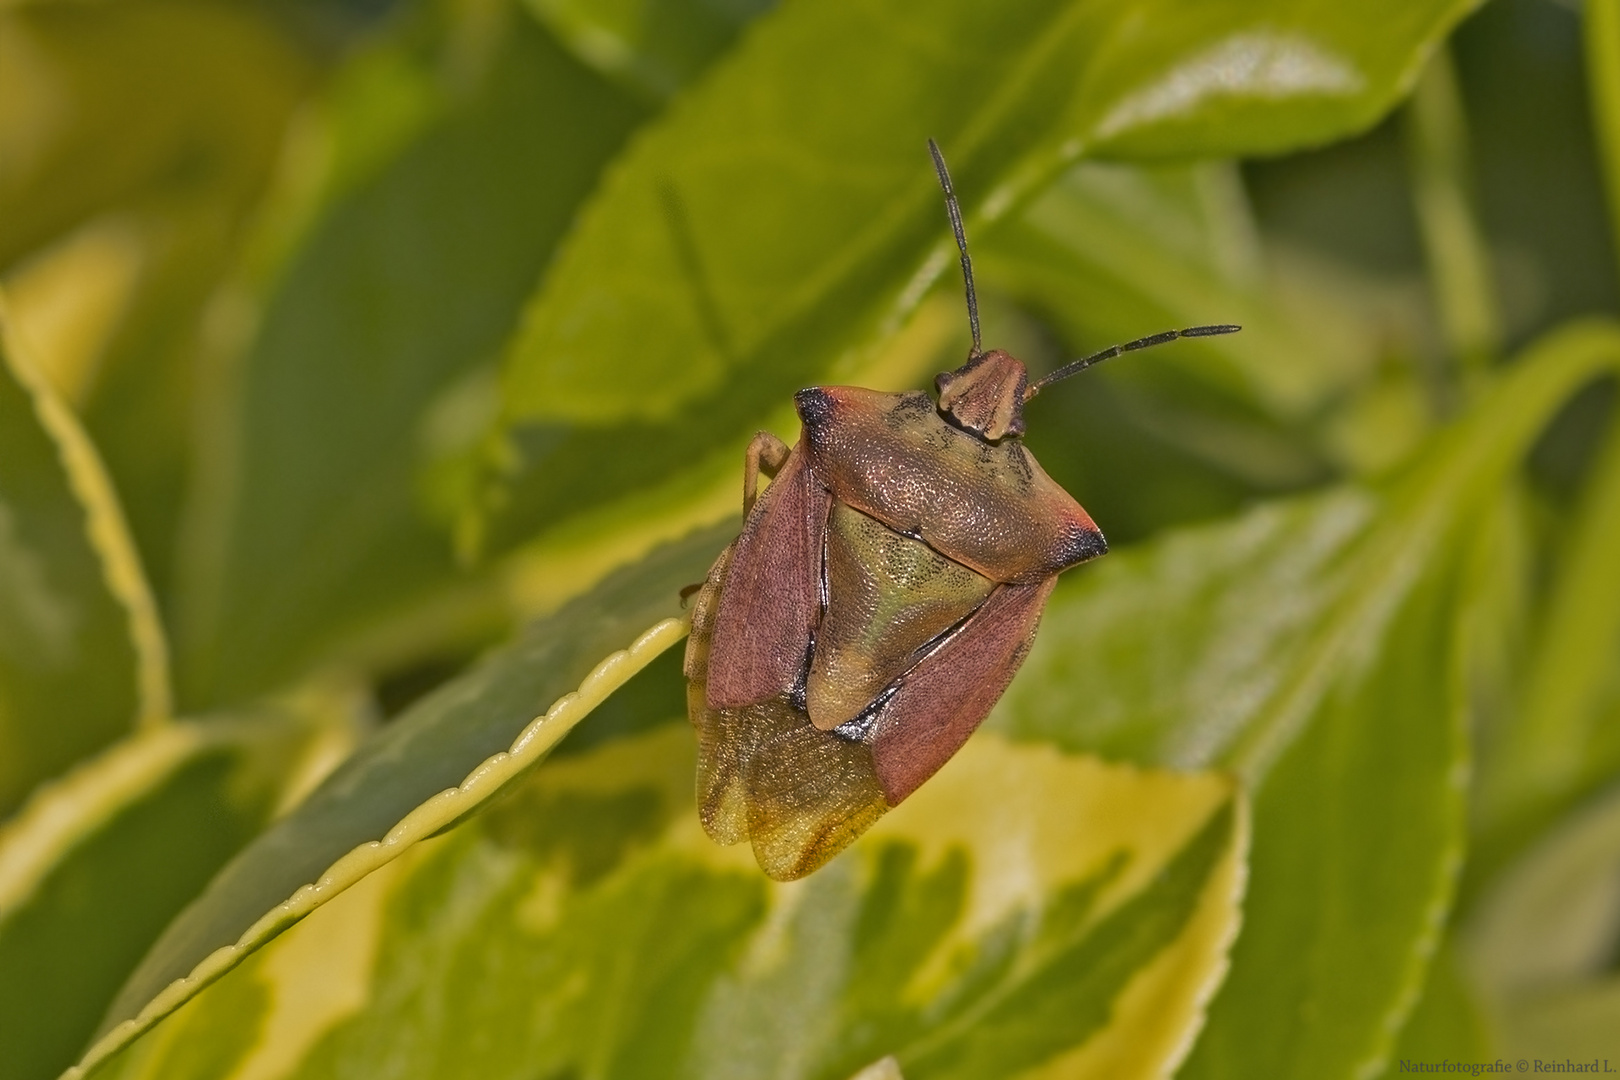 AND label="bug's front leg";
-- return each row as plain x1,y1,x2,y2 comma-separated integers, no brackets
742,431,792,516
